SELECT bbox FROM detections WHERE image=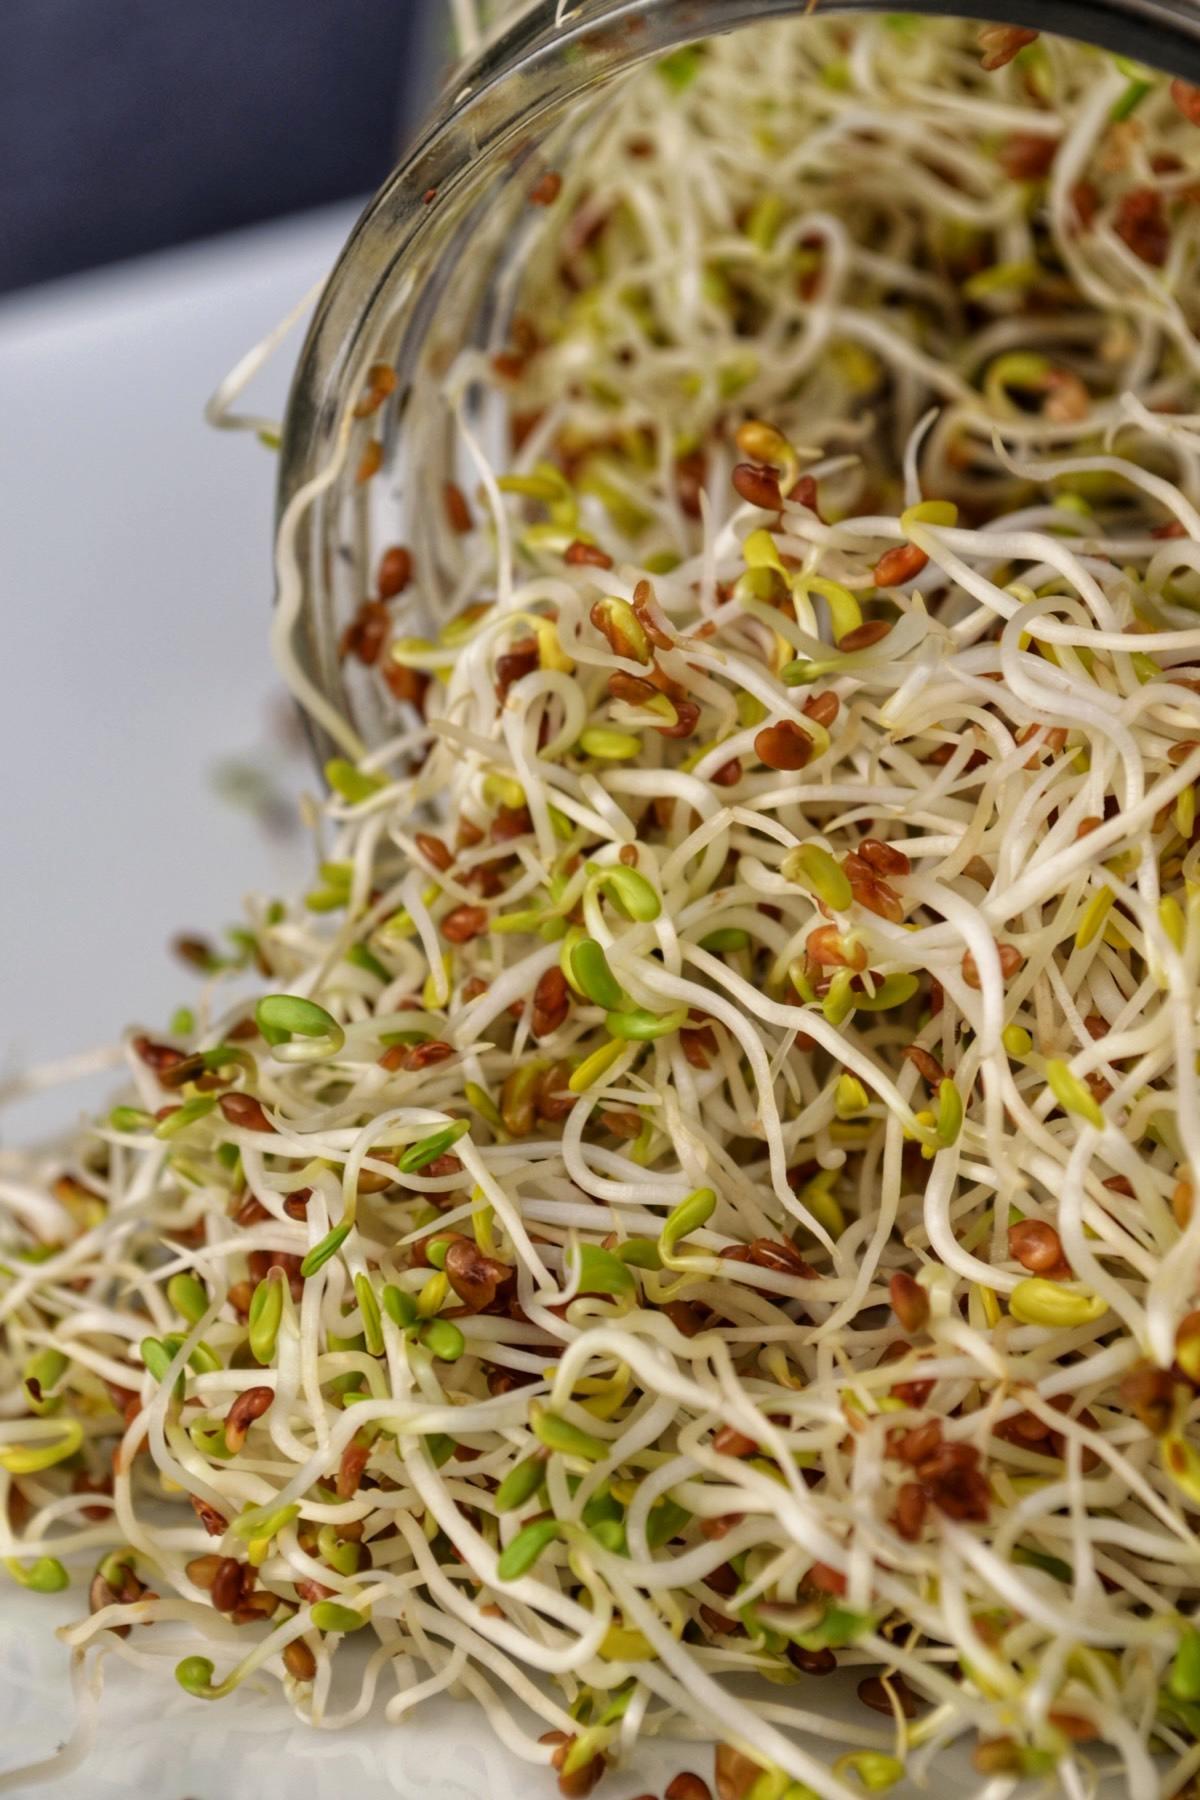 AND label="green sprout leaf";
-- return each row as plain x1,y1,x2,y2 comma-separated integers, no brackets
398,1121,469,1173
571,939,626,1009
495,1454,547,1513
4,1556,69,1593
255,995,345,1061
661,1187,716,1256
248,1273,285,1364
301,1222,352,1278
572,1243,636,1298
497,1518,563,1581
324,758,386,805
